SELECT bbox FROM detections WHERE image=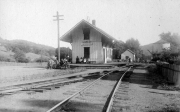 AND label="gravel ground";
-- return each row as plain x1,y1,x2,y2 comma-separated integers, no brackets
0,81,87,112
60,72,122,112
0,66,86,87
122,66,180,112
